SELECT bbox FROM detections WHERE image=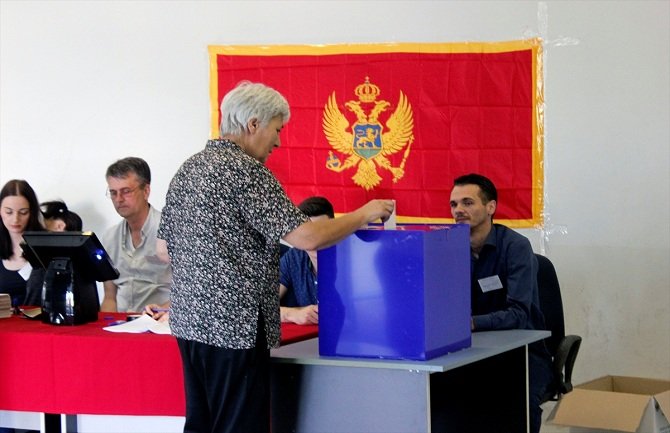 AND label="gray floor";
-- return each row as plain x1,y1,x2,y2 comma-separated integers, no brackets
541,401,570,432
1,399,572,432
